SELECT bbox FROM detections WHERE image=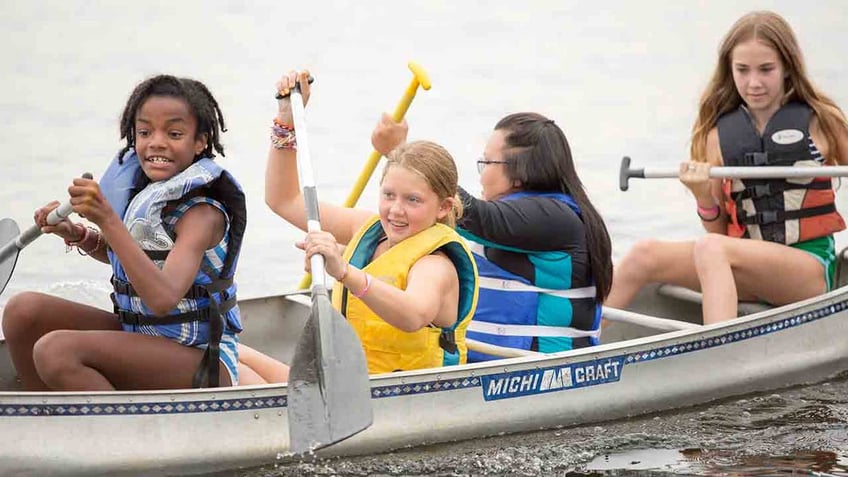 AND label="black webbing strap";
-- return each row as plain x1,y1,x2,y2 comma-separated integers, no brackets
737,203,837,226
735,179,832,200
